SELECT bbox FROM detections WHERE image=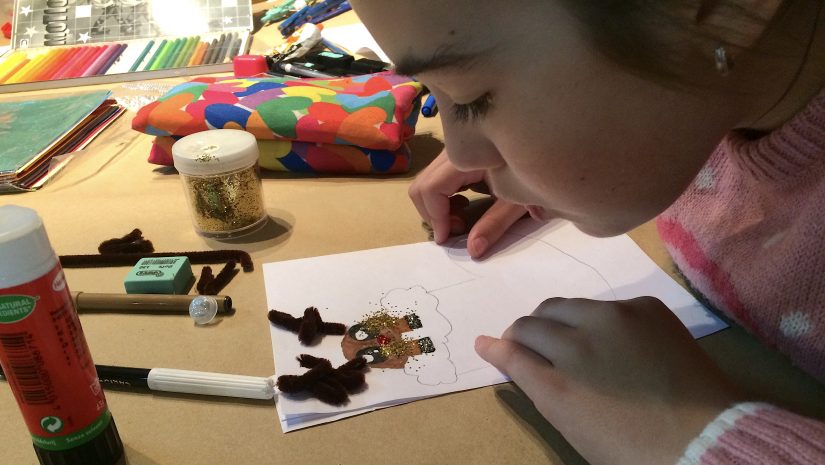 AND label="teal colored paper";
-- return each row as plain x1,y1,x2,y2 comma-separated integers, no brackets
0,90,111,175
